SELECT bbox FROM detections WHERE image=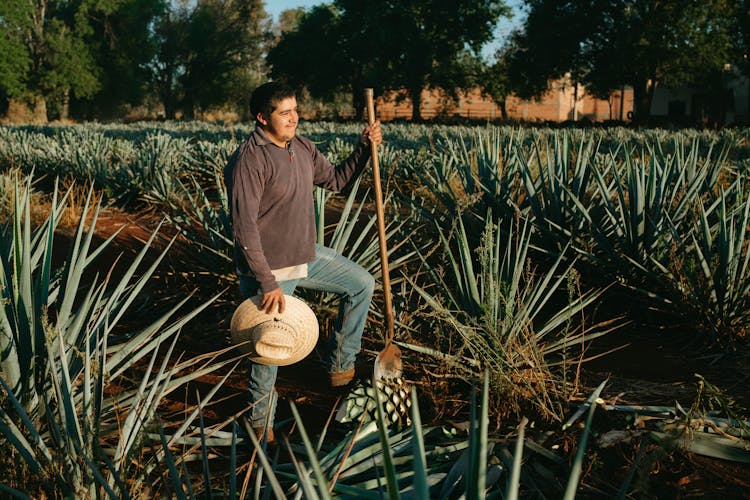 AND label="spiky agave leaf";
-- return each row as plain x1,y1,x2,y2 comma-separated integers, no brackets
576,139,729,286
0,172,231,496
563,380,606,500
410,210,613,418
